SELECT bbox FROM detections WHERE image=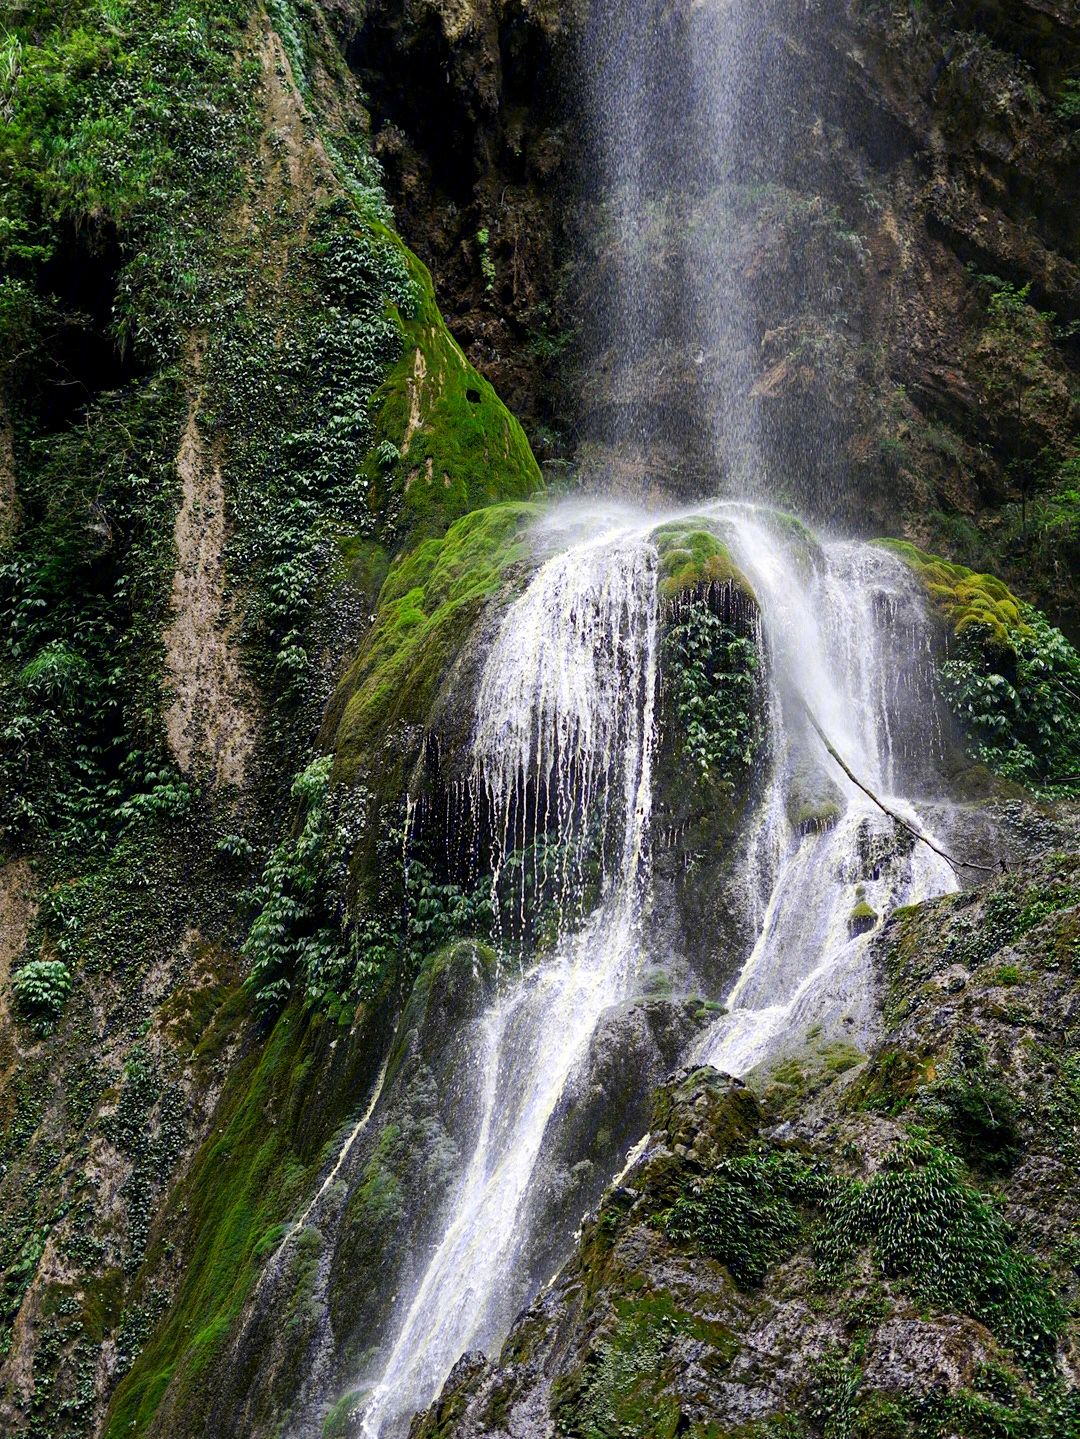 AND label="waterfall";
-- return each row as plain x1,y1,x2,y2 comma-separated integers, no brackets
341,3,963,1431
351,499,959,1437
359,522,660,1438
693,504,959,1074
